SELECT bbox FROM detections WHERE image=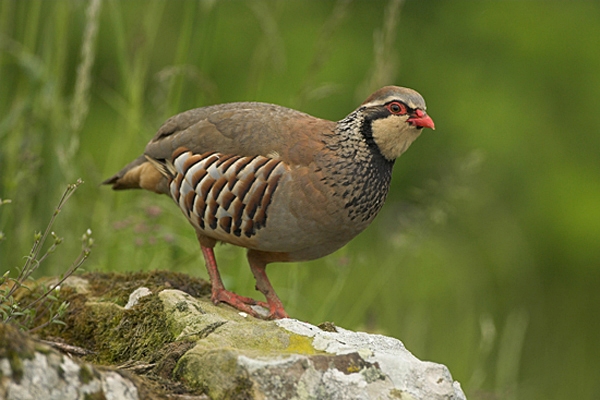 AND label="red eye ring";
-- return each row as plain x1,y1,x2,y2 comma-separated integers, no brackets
387,101,407,115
